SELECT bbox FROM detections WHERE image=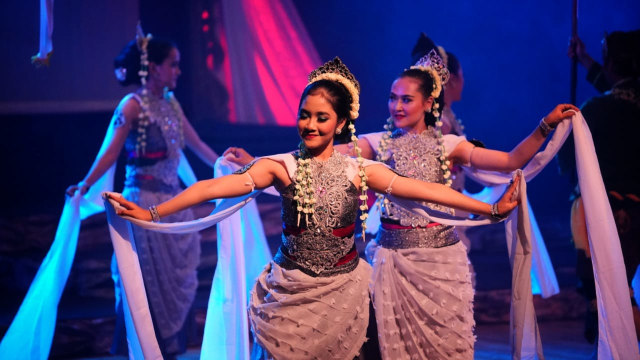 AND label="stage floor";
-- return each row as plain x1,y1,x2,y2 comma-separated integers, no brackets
72,319,595,360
